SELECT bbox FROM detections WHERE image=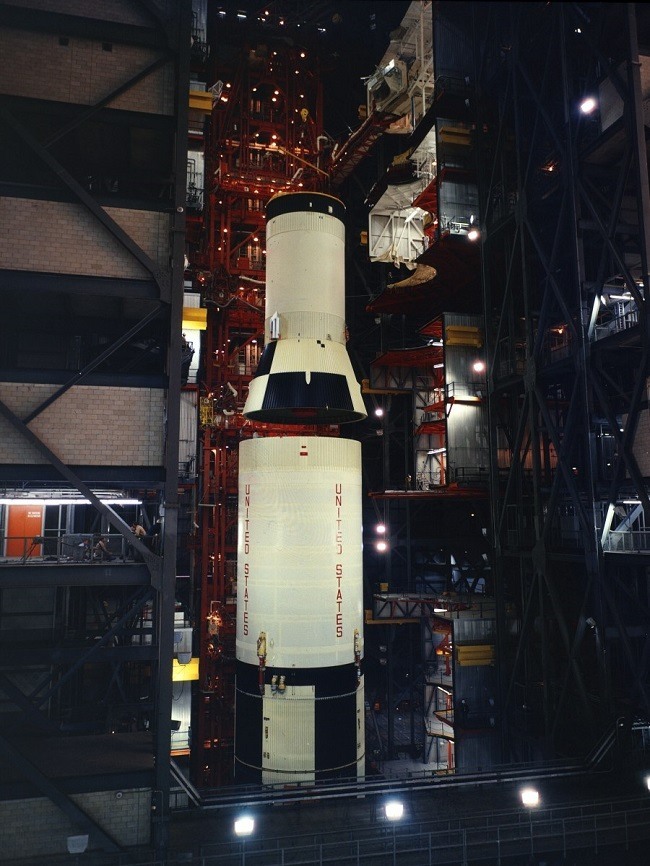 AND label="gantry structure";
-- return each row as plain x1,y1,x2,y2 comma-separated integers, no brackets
470,1,650,760
0,0,190,856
